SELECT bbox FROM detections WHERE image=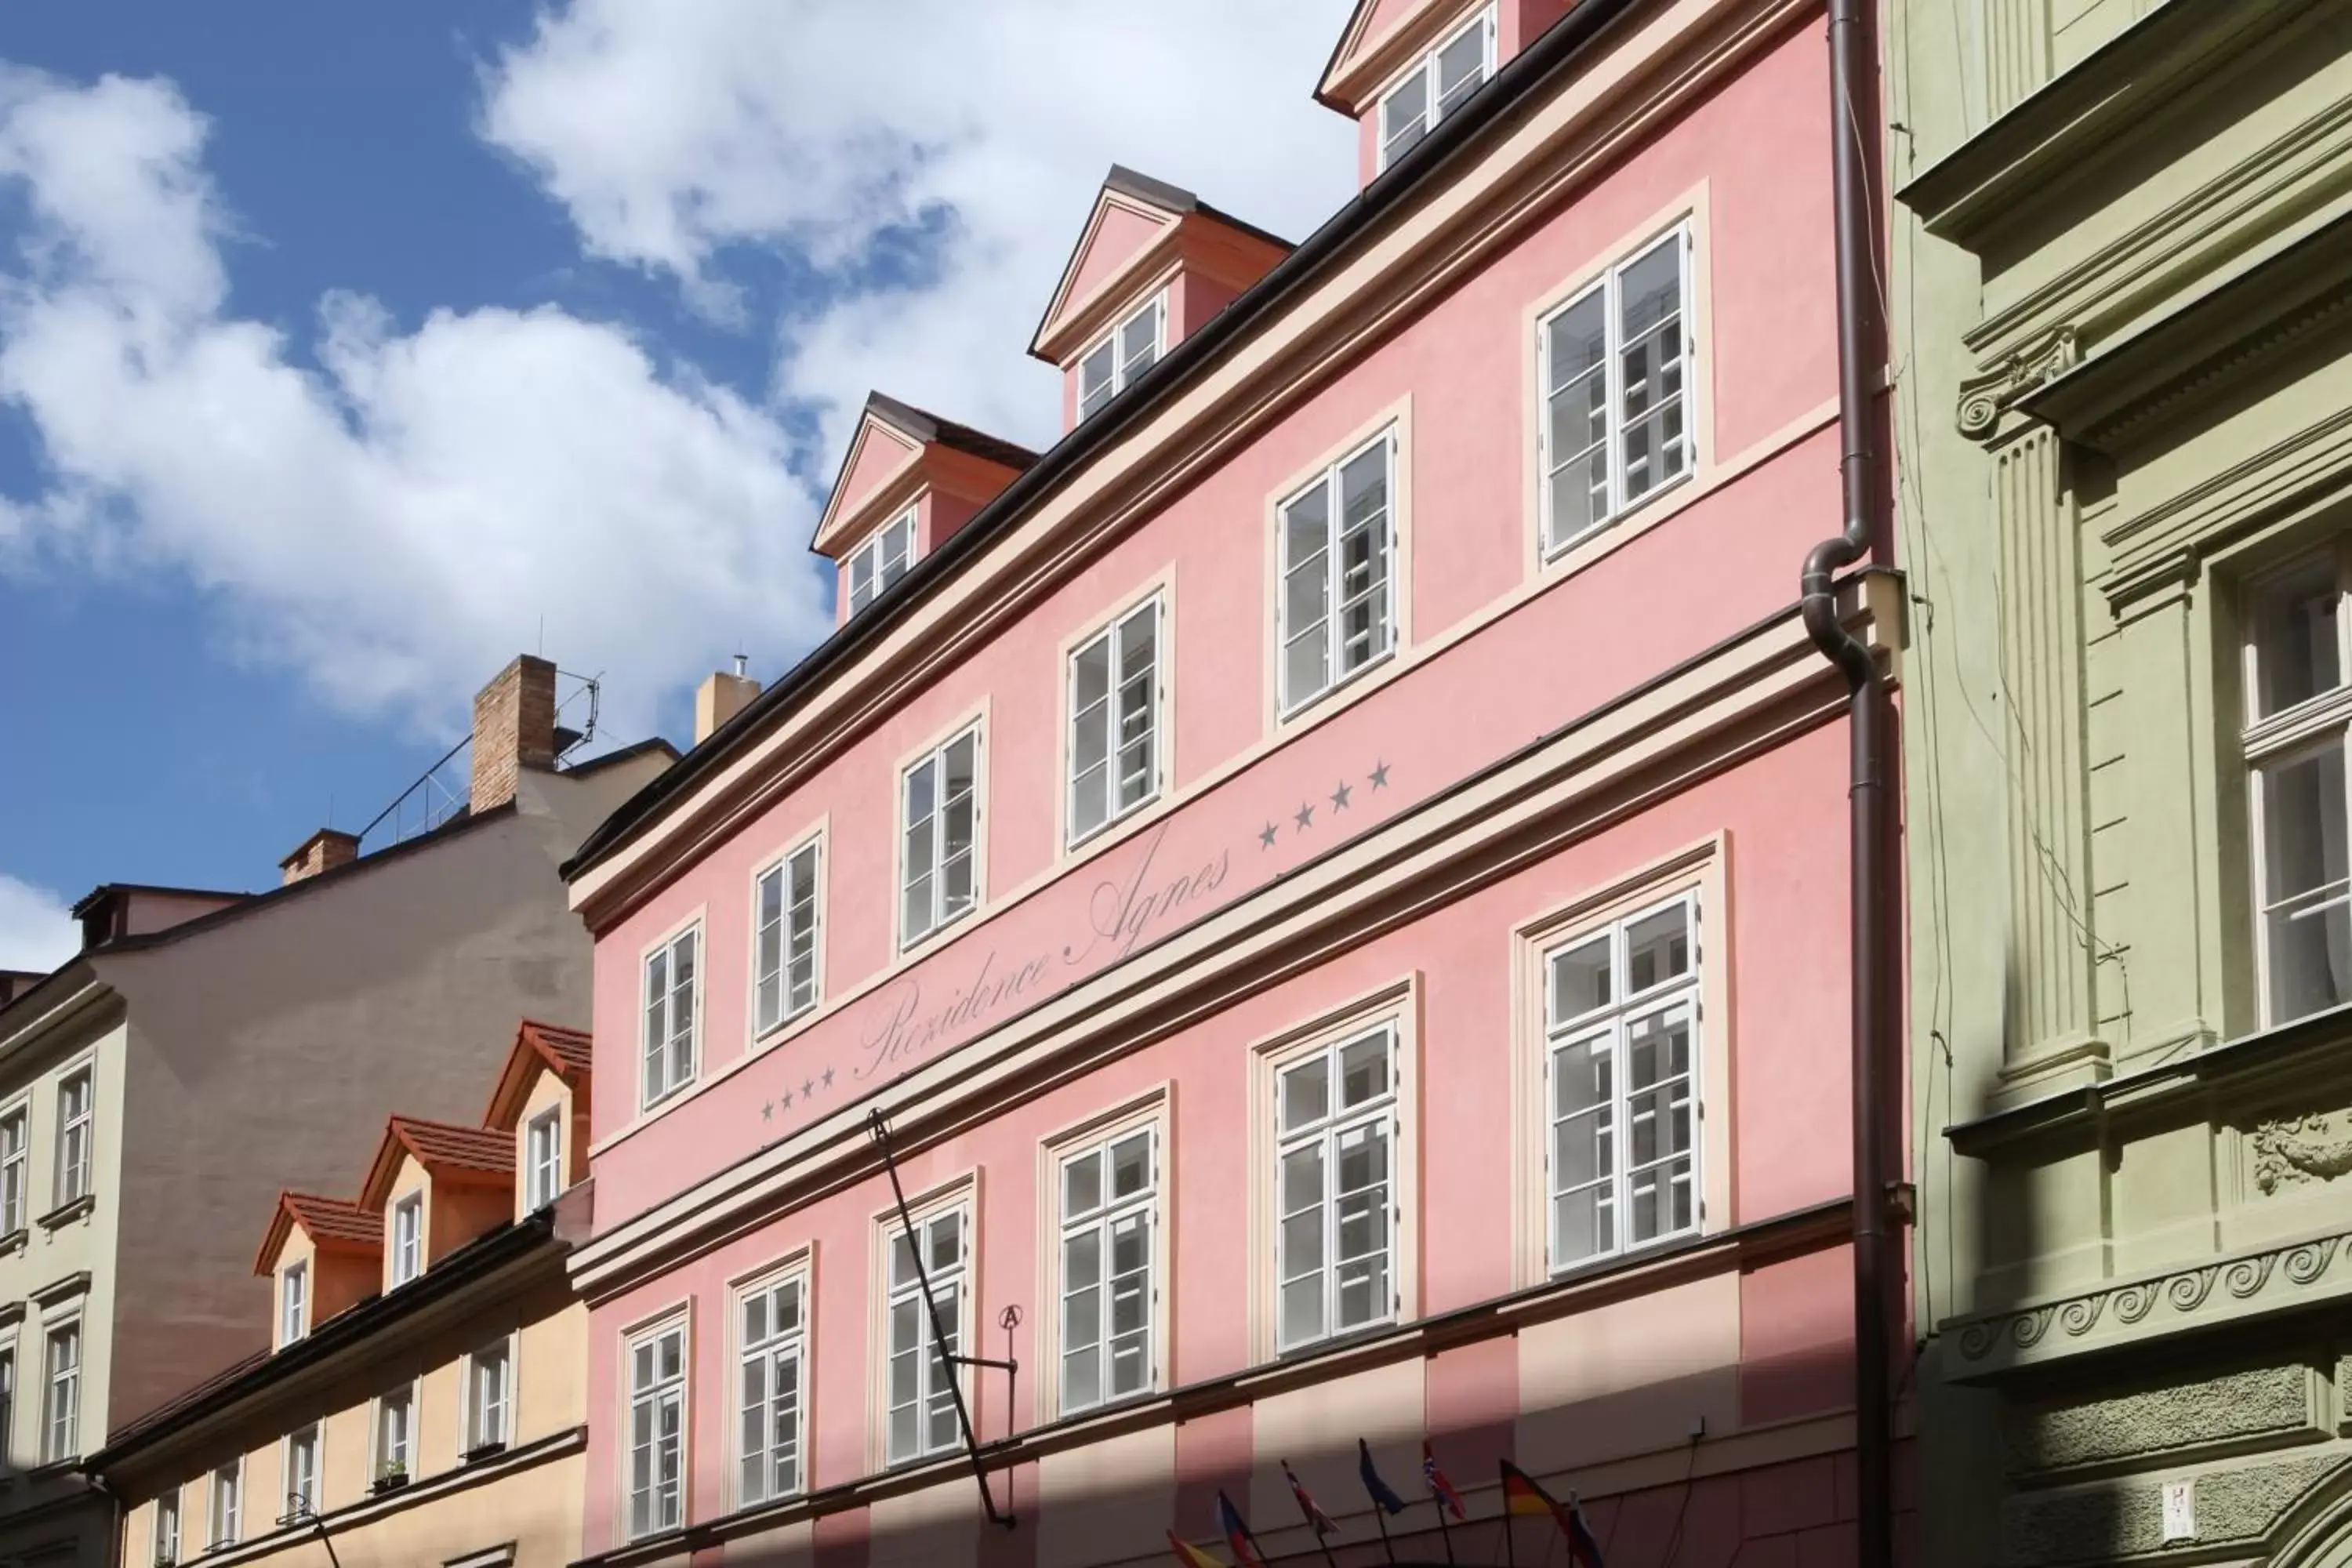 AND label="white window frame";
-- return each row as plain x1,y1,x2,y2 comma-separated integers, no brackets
752,833,825,1037
877,1190,973,1468
1269,1022,1402,1354
624,1316,689,1541
733,1264,809,1508
524,1107,564,1213
1050,1117,1161,1417
372,1381,416,1485
280,1261,307,1346
847,508,919,616
1065,594,1167,848
1536,224,1697,557
1276,428,1399,716
54,1067,93,1207
40,1317,78,1462
154,1486,181,1565
282,1422,322,1519
0,1103,26,1235
1076,292,1167,422
390,1192,423,1286
640,920,702,1110
208,1459,242,1548
465,1336,515,1455
1541,891,1705,1273
898,721,985,951
1375,4,1497,172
